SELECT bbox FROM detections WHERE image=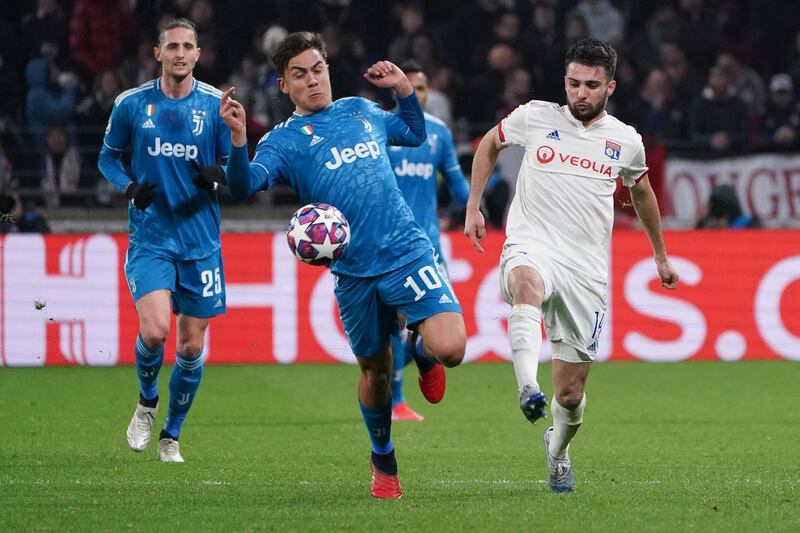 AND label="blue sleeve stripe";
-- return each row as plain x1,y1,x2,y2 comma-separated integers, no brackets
114,81,153,106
